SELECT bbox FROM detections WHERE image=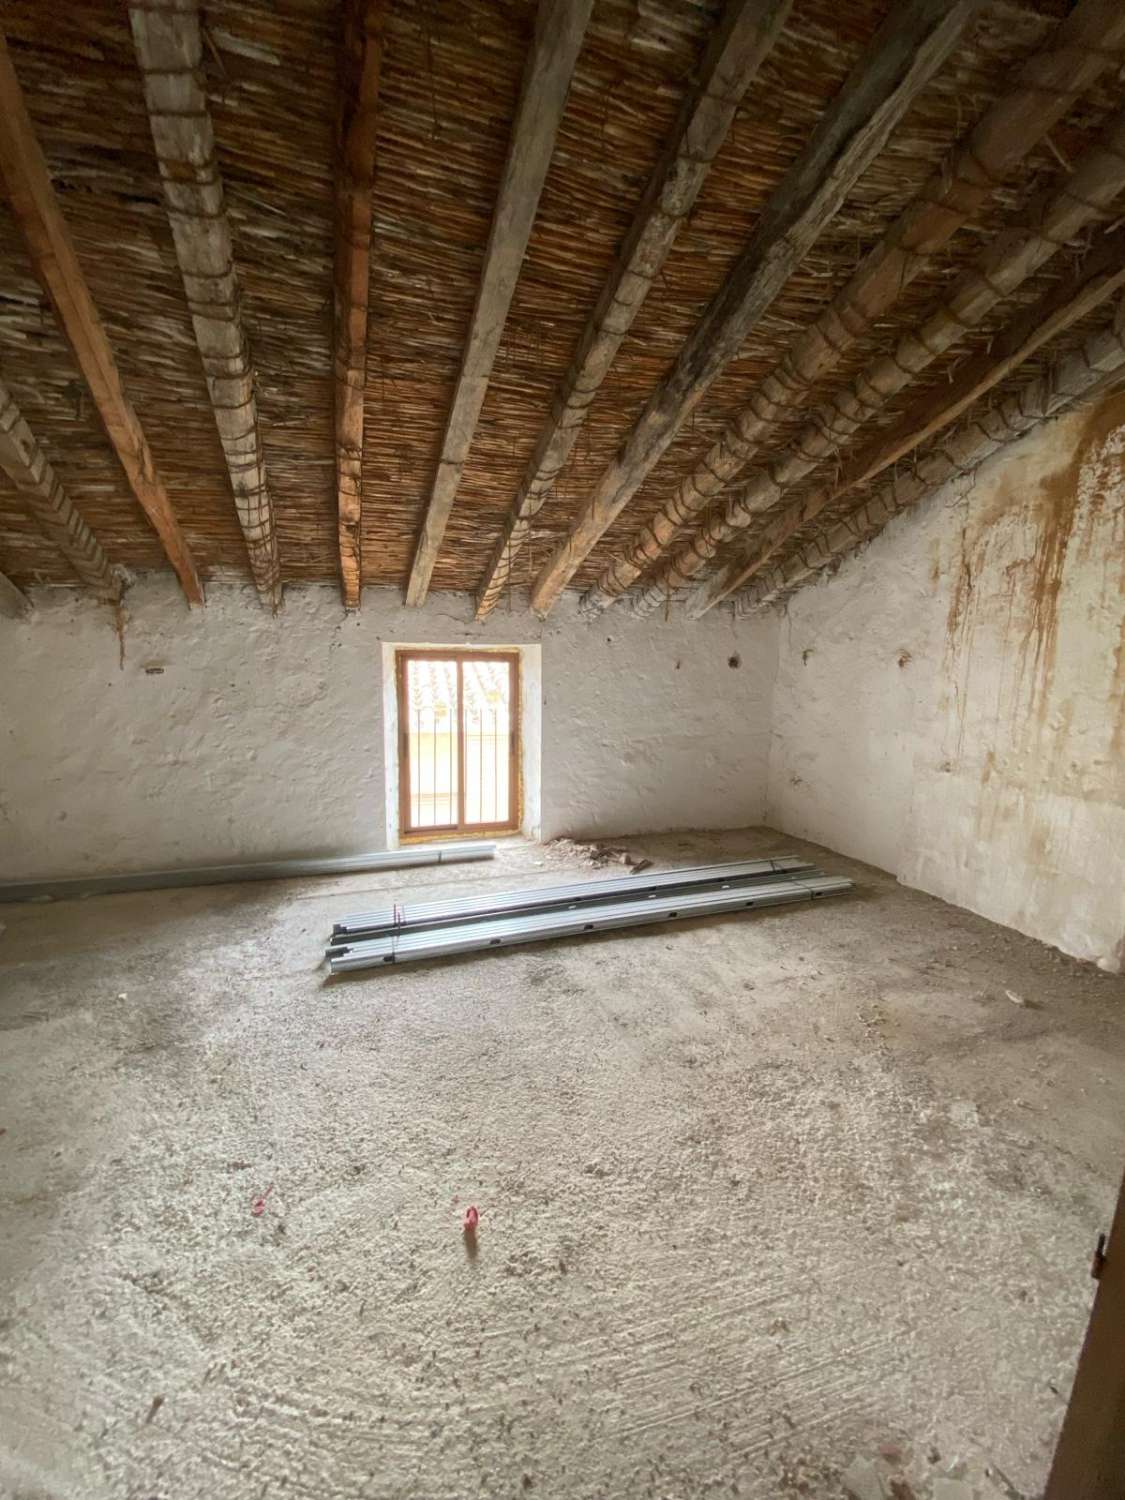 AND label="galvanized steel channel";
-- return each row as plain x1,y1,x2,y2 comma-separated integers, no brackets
0,840,497,905
328,869,853,973
330,855,816,947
